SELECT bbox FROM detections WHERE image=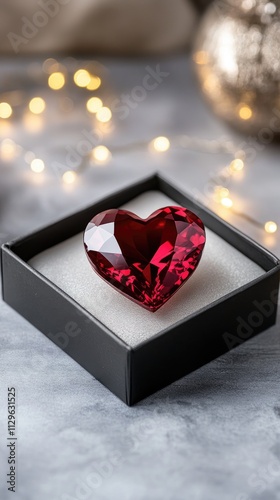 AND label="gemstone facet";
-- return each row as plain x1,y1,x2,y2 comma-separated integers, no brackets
84,206,206,312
